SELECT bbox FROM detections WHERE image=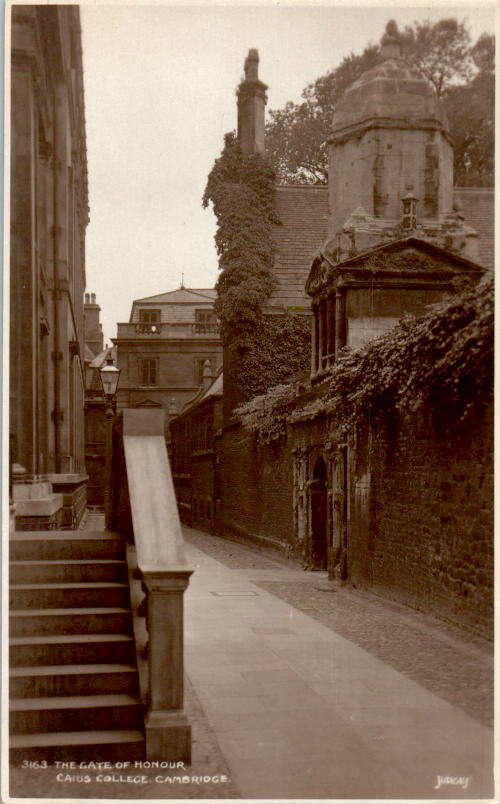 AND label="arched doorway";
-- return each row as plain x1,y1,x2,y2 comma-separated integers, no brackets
309,456,328,569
